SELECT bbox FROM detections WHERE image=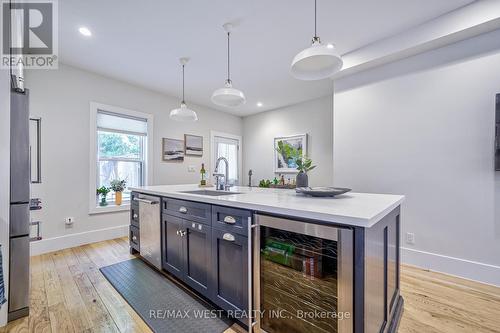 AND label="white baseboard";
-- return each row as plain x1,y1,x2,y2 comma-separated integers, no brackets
30,225,129,256
402,247,500,287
